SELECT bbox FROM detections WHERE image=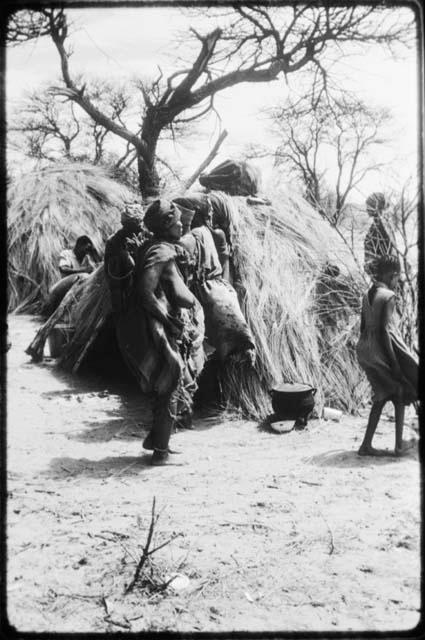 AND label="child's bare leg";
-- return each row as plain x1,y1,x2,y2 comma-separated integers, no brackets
358,399,387,456
394,400,405,451
393,400,415,456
